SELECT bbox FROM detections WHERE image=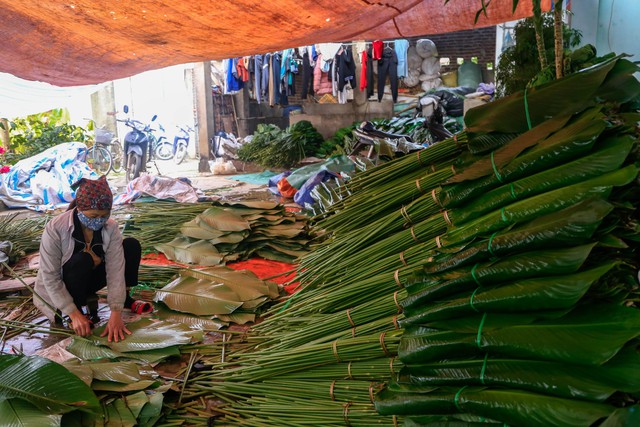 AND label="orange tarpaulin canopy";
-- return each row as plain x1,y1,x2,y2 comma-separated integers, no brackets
0,0,549,86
